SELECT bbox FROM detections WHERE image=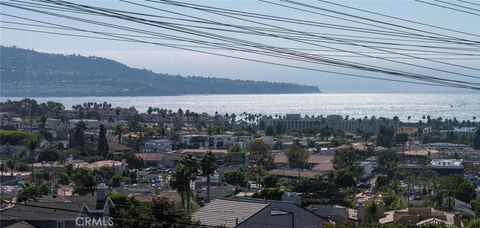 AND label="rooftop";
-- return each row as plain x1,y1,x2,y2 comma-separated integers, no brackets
430,159,463,168
274,154,333,165
192,198,269,227
269,169,320,179
135,153,165,162
108,141,131,152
